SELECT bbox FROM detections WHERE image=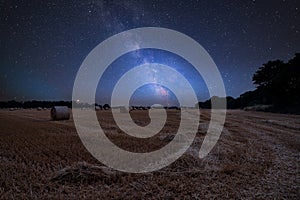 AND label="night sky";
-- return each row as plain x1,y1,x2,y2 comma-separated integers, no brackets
1,0,299,104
